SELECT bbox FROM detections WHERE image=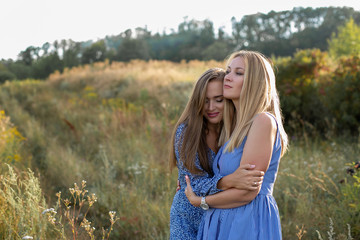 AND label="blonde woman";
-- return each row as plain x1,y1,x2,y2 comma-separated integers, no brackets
170,68,264,239
185,51,288,239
